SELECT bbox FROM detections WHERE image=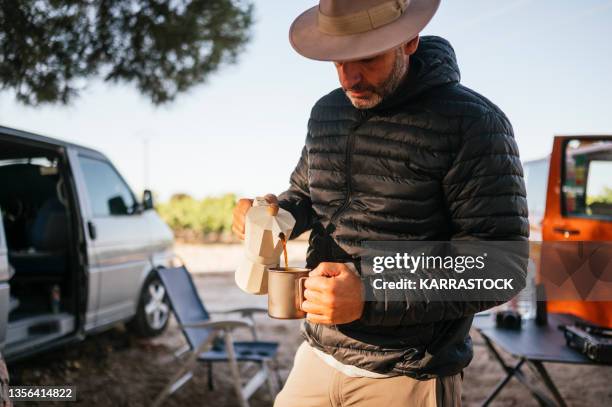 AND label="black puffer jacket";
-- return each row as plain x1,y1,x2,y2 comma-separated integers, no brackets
278,36,529,379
